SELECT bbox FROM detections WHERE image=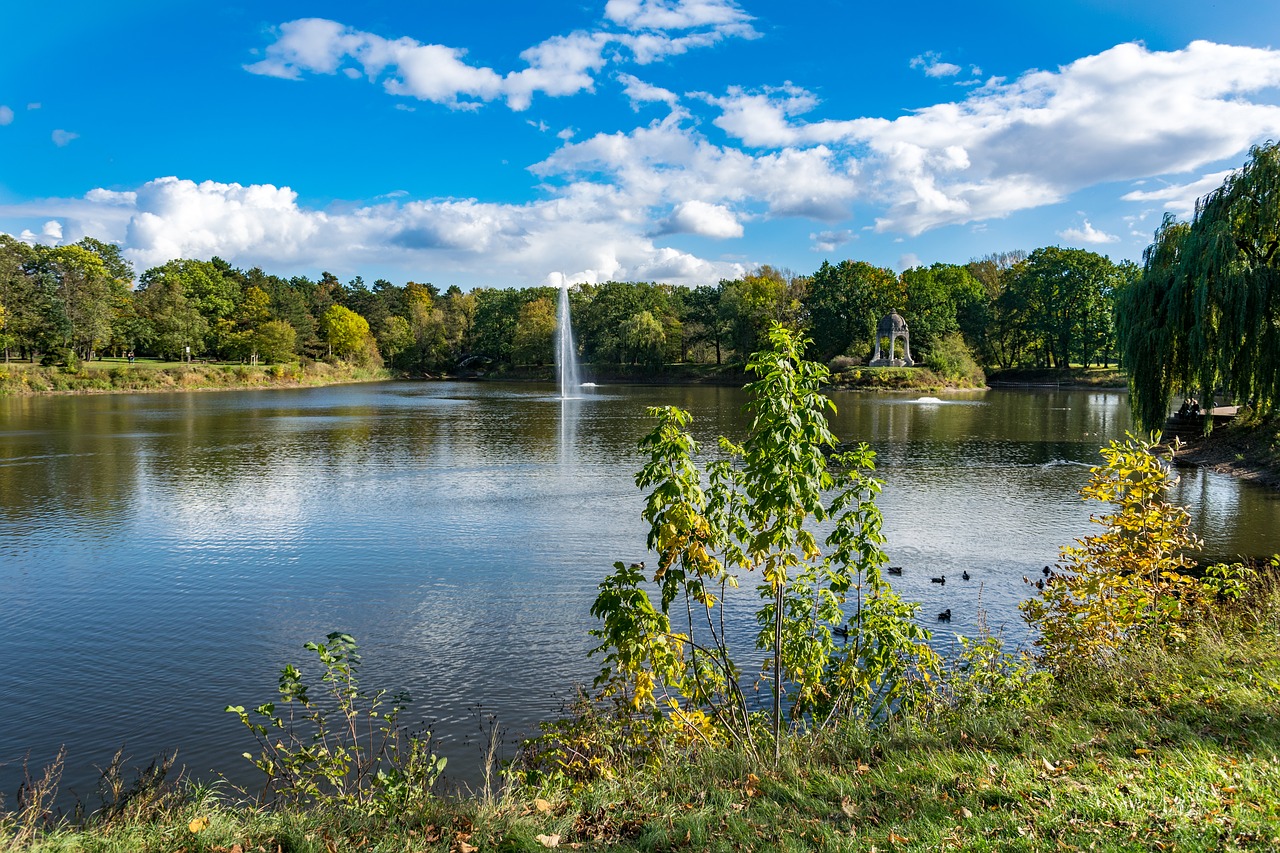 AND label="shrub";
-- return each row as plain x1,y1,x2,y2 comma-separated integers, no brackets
828,355,859,373
1022,433,1252,672
227,632,446,816
923,333,984,385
